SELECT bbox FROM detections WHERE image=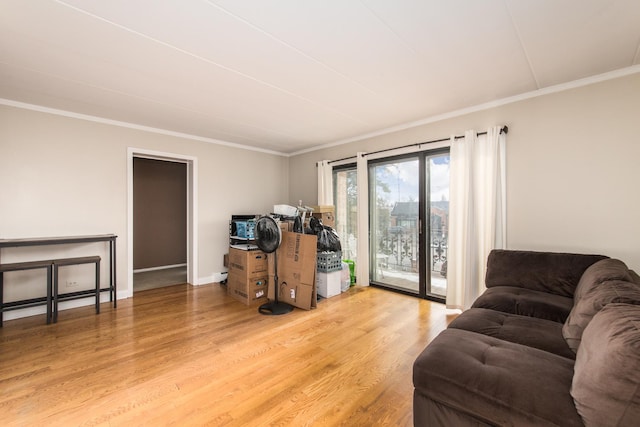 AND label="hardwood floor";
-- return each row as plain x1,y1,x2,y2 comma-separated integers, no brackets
0,283,456,426
133,266,188,292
